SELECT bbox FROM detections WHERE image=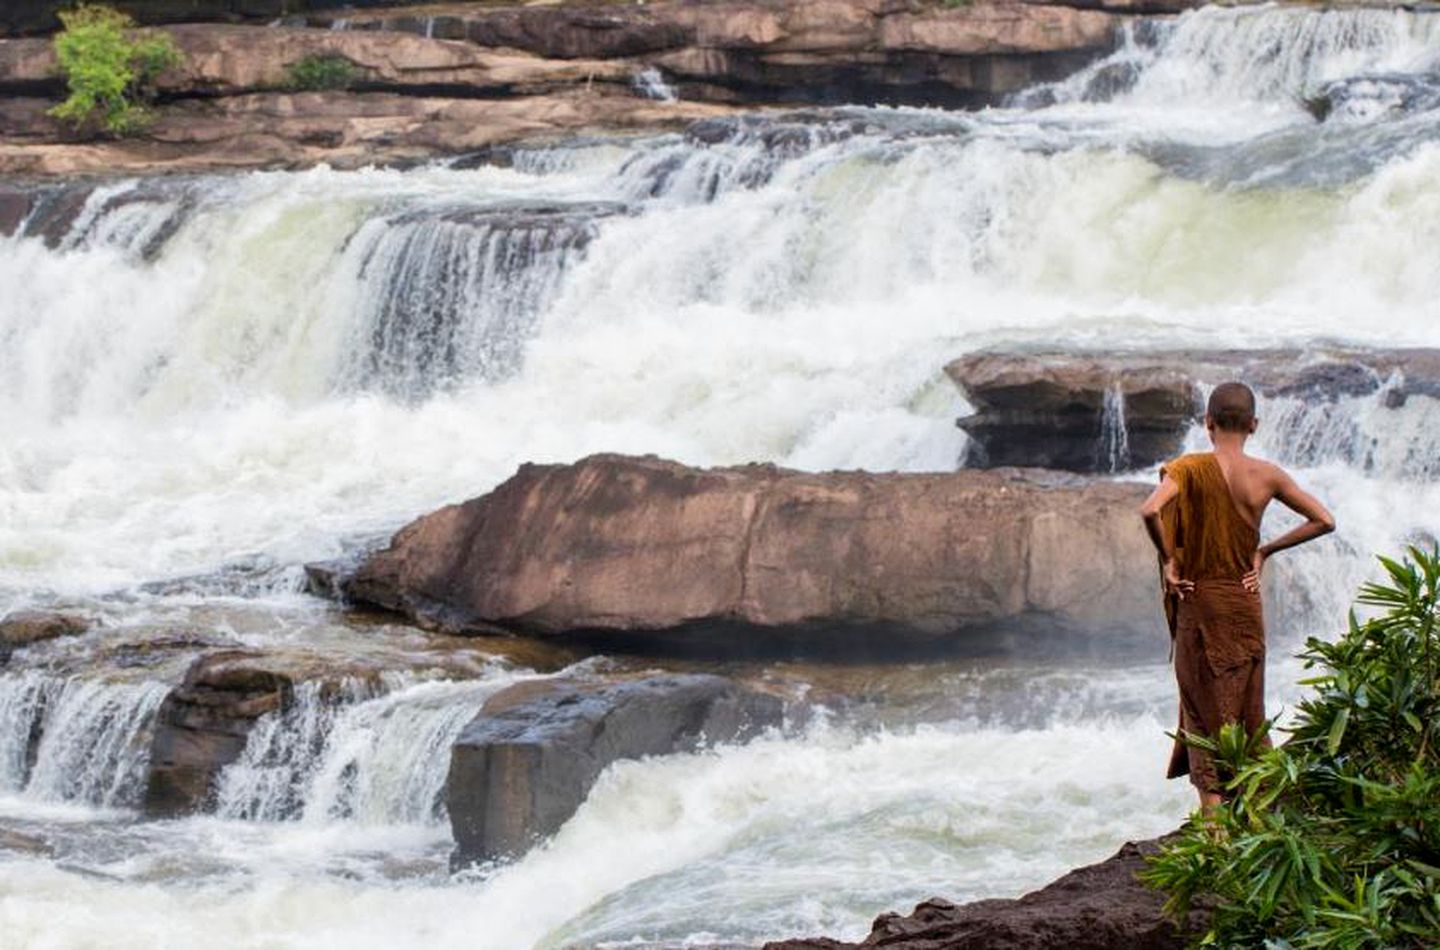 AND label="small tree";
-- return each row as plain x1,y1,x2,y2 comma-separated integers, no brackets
49,4,184,136
285,53,359,92
1143,546,1440,948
